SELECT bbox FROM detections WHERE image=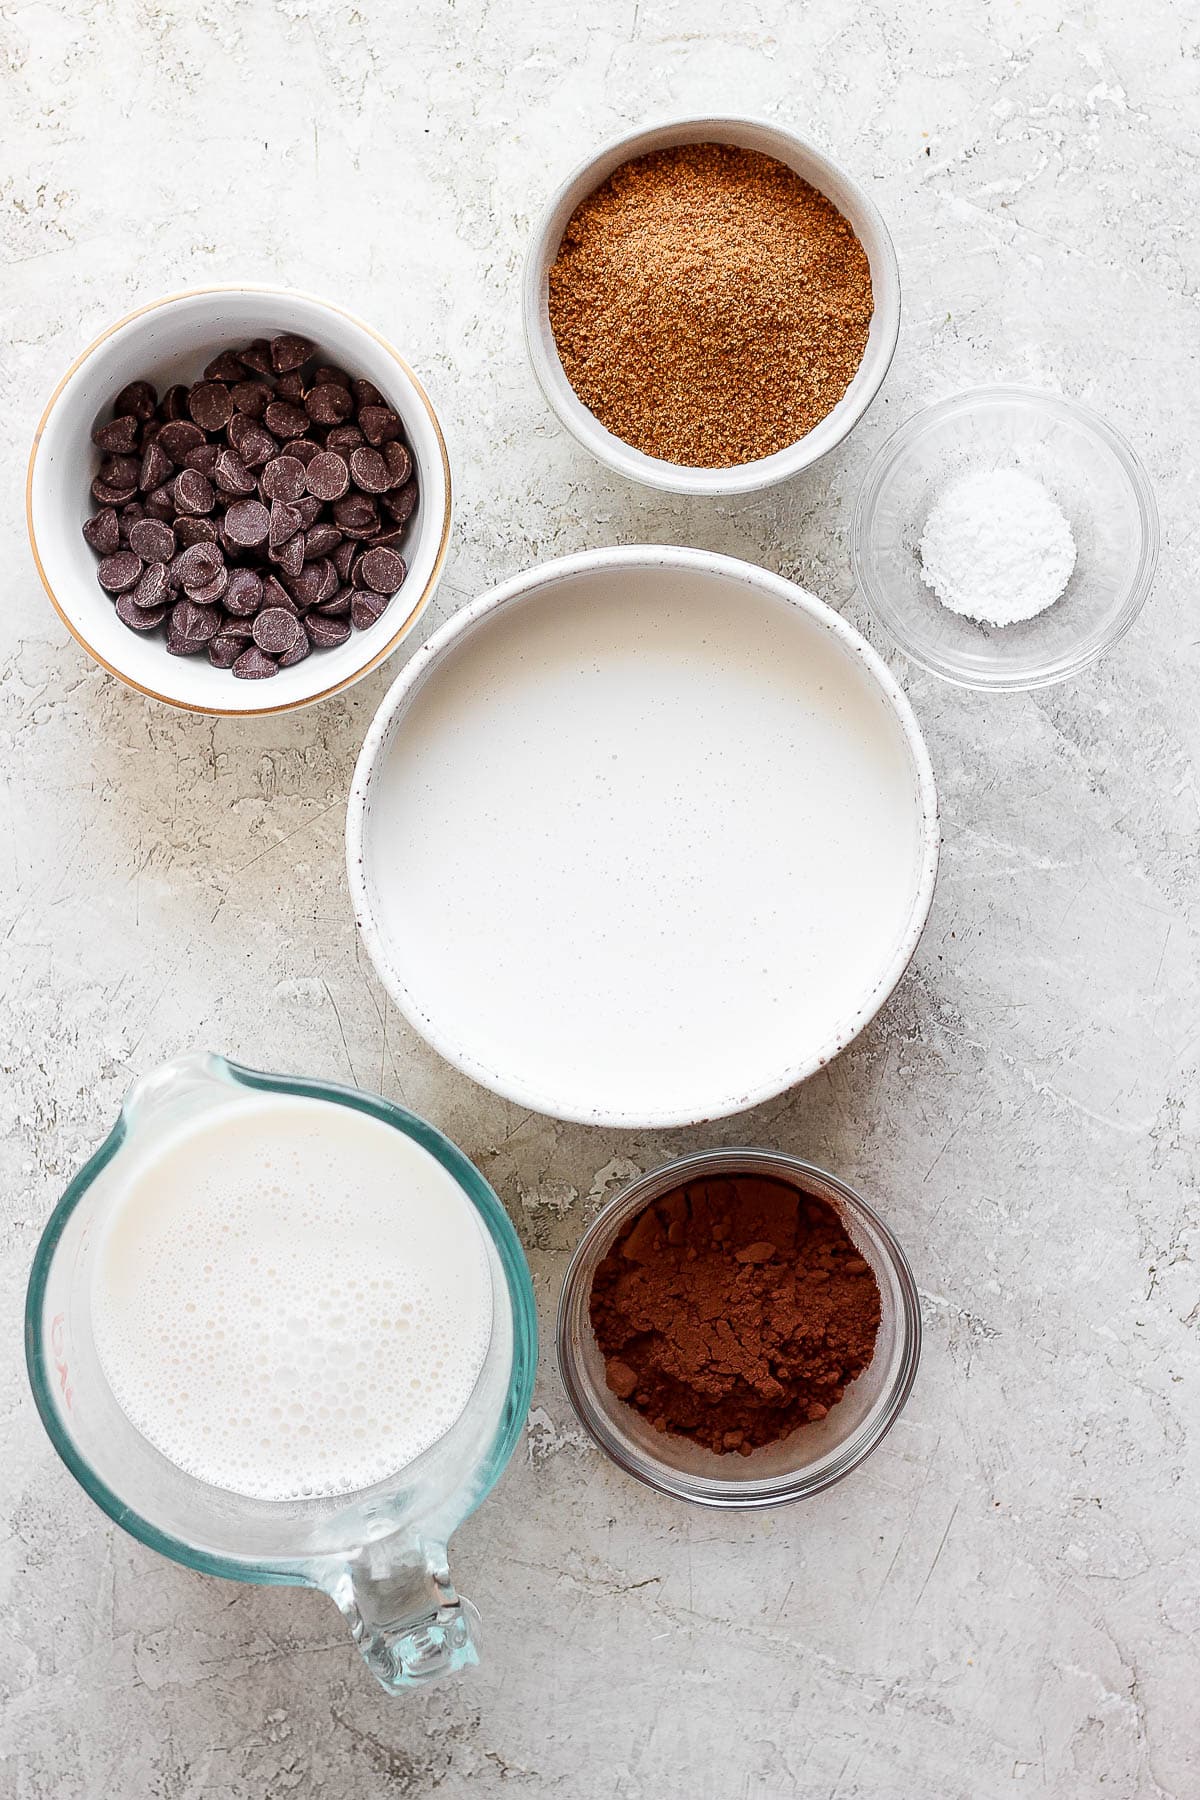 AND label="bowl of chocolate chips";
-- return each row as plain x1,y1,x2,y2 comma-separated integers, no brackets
27,286,451,713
